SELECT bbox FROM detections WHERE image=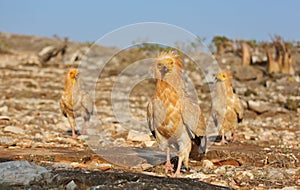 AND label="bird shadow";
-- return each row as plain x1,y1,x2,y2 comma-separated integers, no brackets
94,146,175,168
